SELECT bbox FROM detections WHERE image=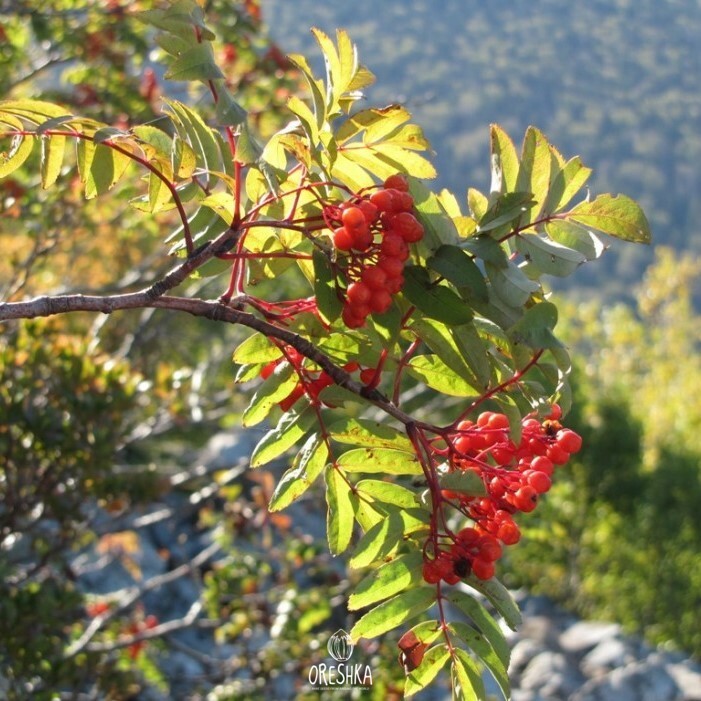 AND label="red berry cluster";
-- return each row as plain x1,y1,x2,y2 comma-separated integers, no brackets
422,405,582,585
260,347,359,411
325,174,424,329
